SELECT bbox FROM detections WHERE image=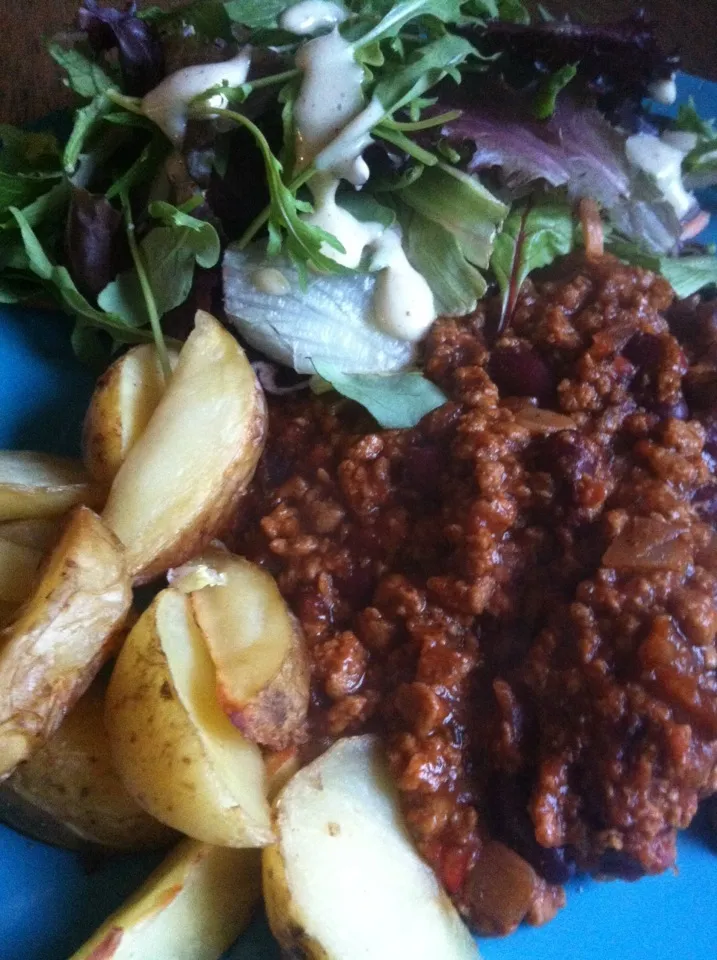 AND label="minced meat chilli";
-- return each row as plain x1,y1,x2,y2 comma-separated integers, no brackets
230,253,717,936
